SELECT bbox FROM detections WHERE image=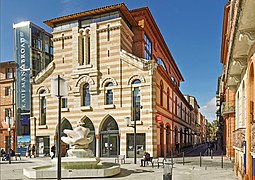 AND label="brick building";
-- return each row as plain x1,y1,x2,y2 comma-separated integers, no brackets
0,61,16,152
